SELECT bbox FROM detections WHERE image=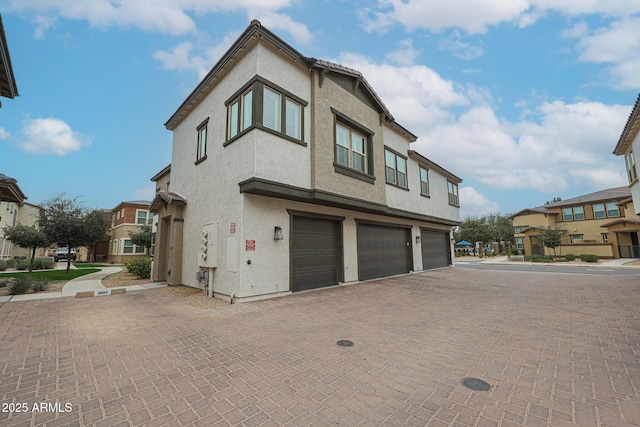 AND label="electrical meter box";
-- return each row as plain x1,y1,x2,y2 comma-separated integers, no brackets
198,222,219,268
